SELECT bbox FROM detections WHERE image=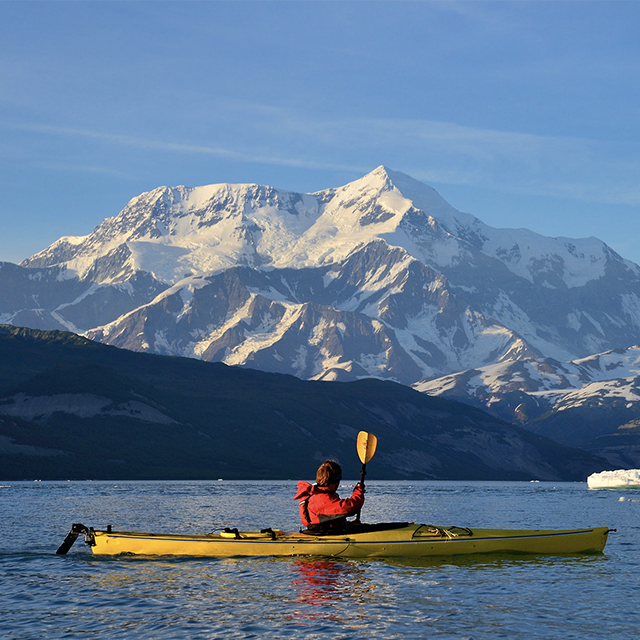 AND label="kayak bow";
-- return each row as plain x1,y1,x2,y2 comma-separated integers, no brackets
57,522,612,558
